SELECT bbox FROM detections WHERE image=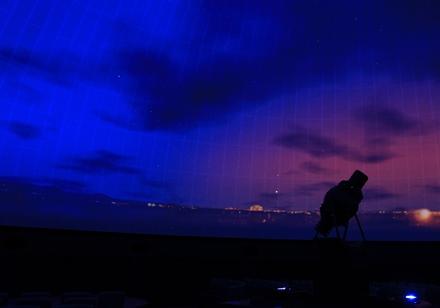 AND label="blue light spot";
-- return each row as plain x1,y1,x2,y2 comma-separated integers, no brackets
276,286,287,291
405,293,418,303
